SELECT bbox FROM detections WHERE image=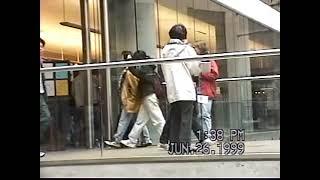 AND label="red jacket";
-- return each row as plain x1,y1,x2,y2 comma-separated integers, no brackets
199,60,219,99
